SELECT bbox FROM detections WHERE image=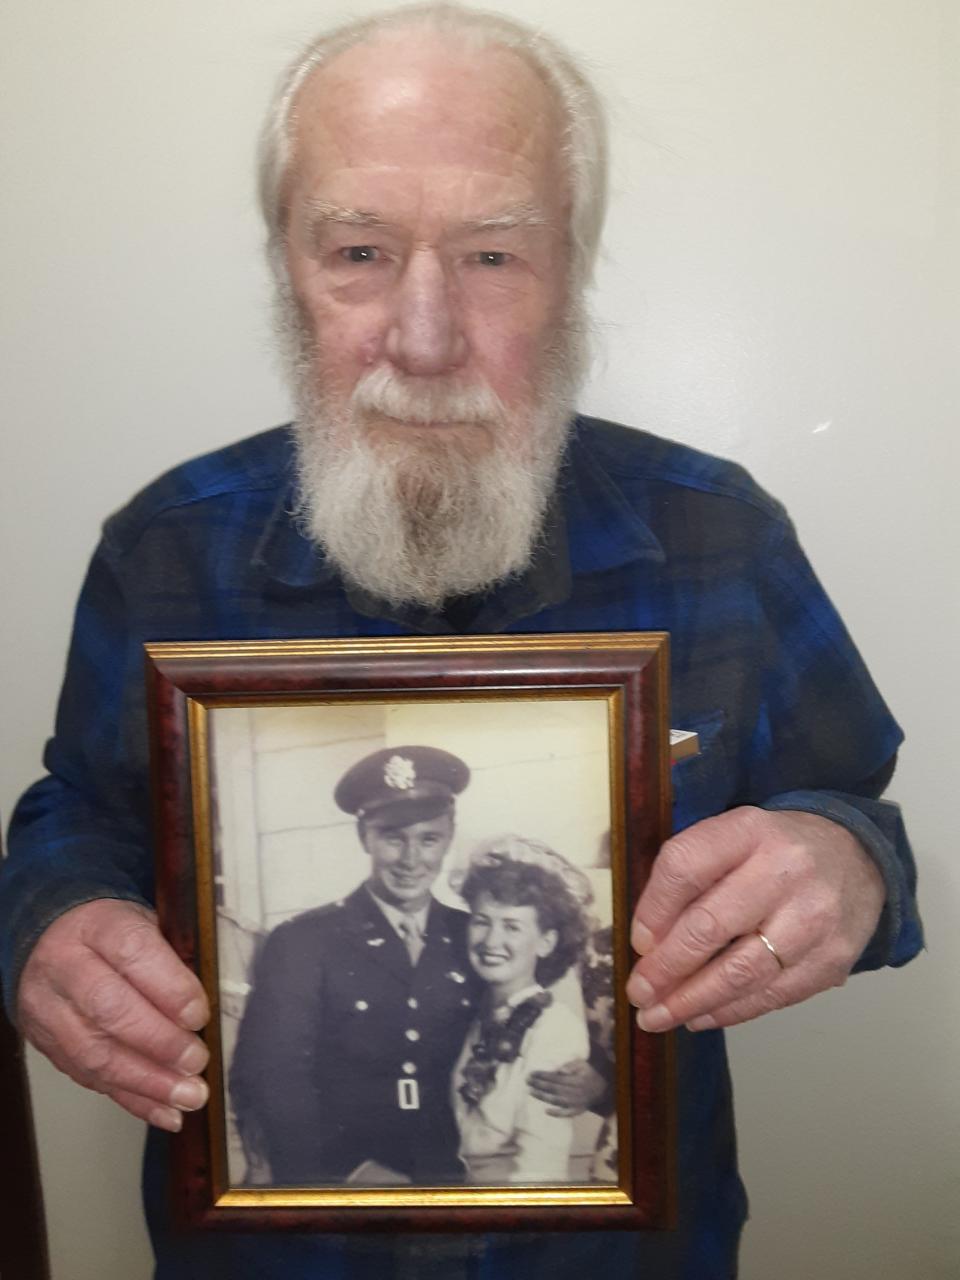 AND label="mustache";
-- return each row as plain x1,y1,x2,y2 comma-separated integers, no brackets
350,366,506,426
